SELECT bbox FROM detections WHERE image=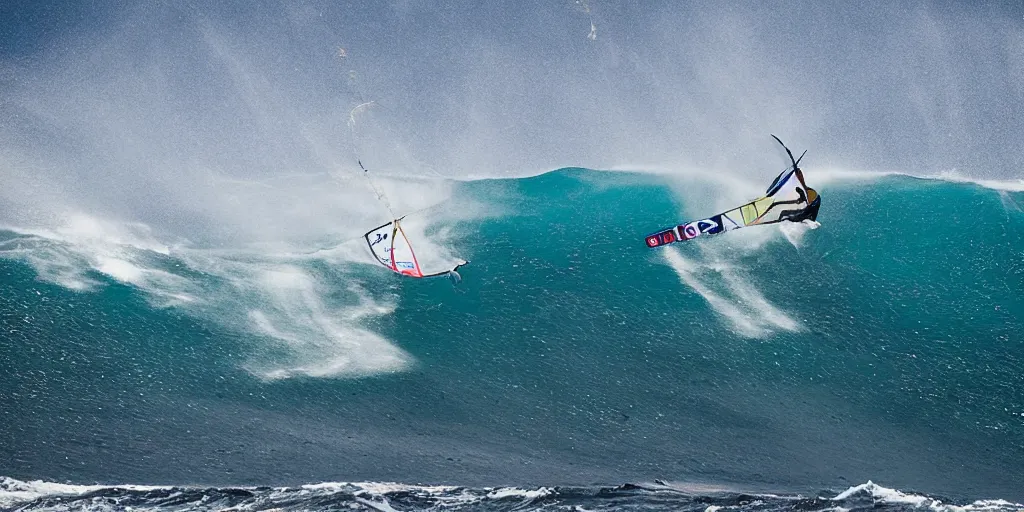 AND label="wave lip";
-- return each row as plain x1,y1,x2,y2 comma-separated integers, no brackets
811,168,1024,192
